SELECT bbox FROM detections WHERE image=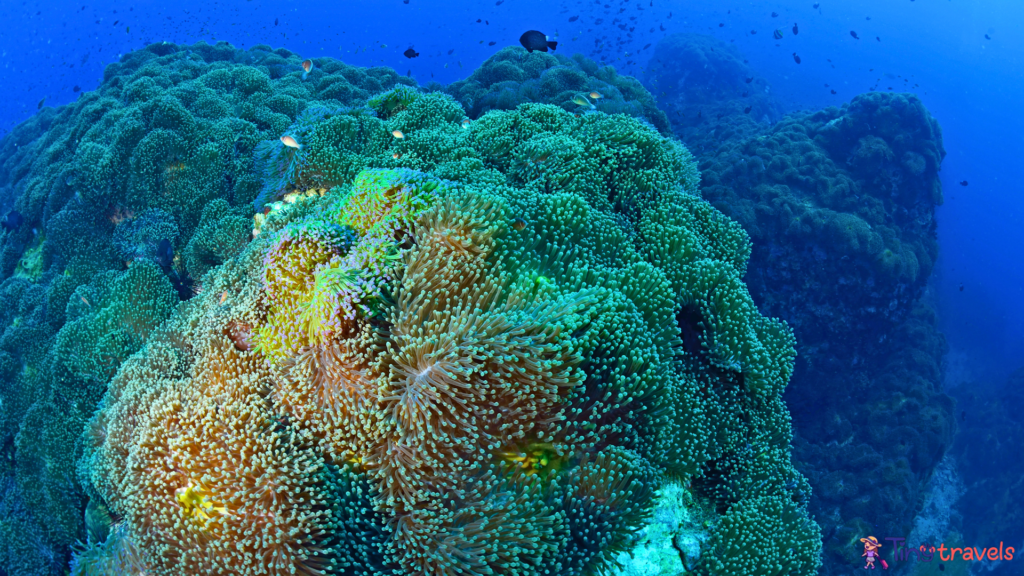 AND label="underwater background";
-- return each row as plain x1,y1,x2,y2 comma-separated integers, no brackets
0,0,1020,575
